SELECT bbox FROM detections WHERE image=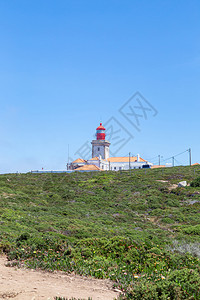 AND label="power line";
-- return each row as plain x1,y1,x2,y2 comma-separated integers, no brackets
162,149,189,163
147,148,192,166
174,158,183,166
147,155,160,162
